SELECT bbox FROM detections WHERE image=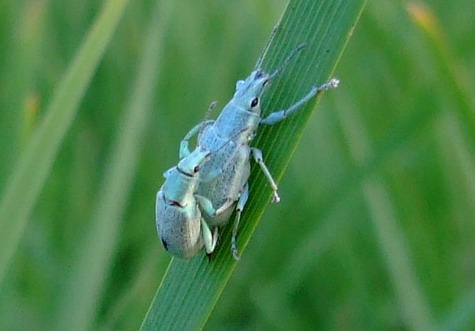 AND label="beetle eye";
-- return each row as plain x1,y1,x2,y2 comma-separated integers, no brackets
250,97,259,108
